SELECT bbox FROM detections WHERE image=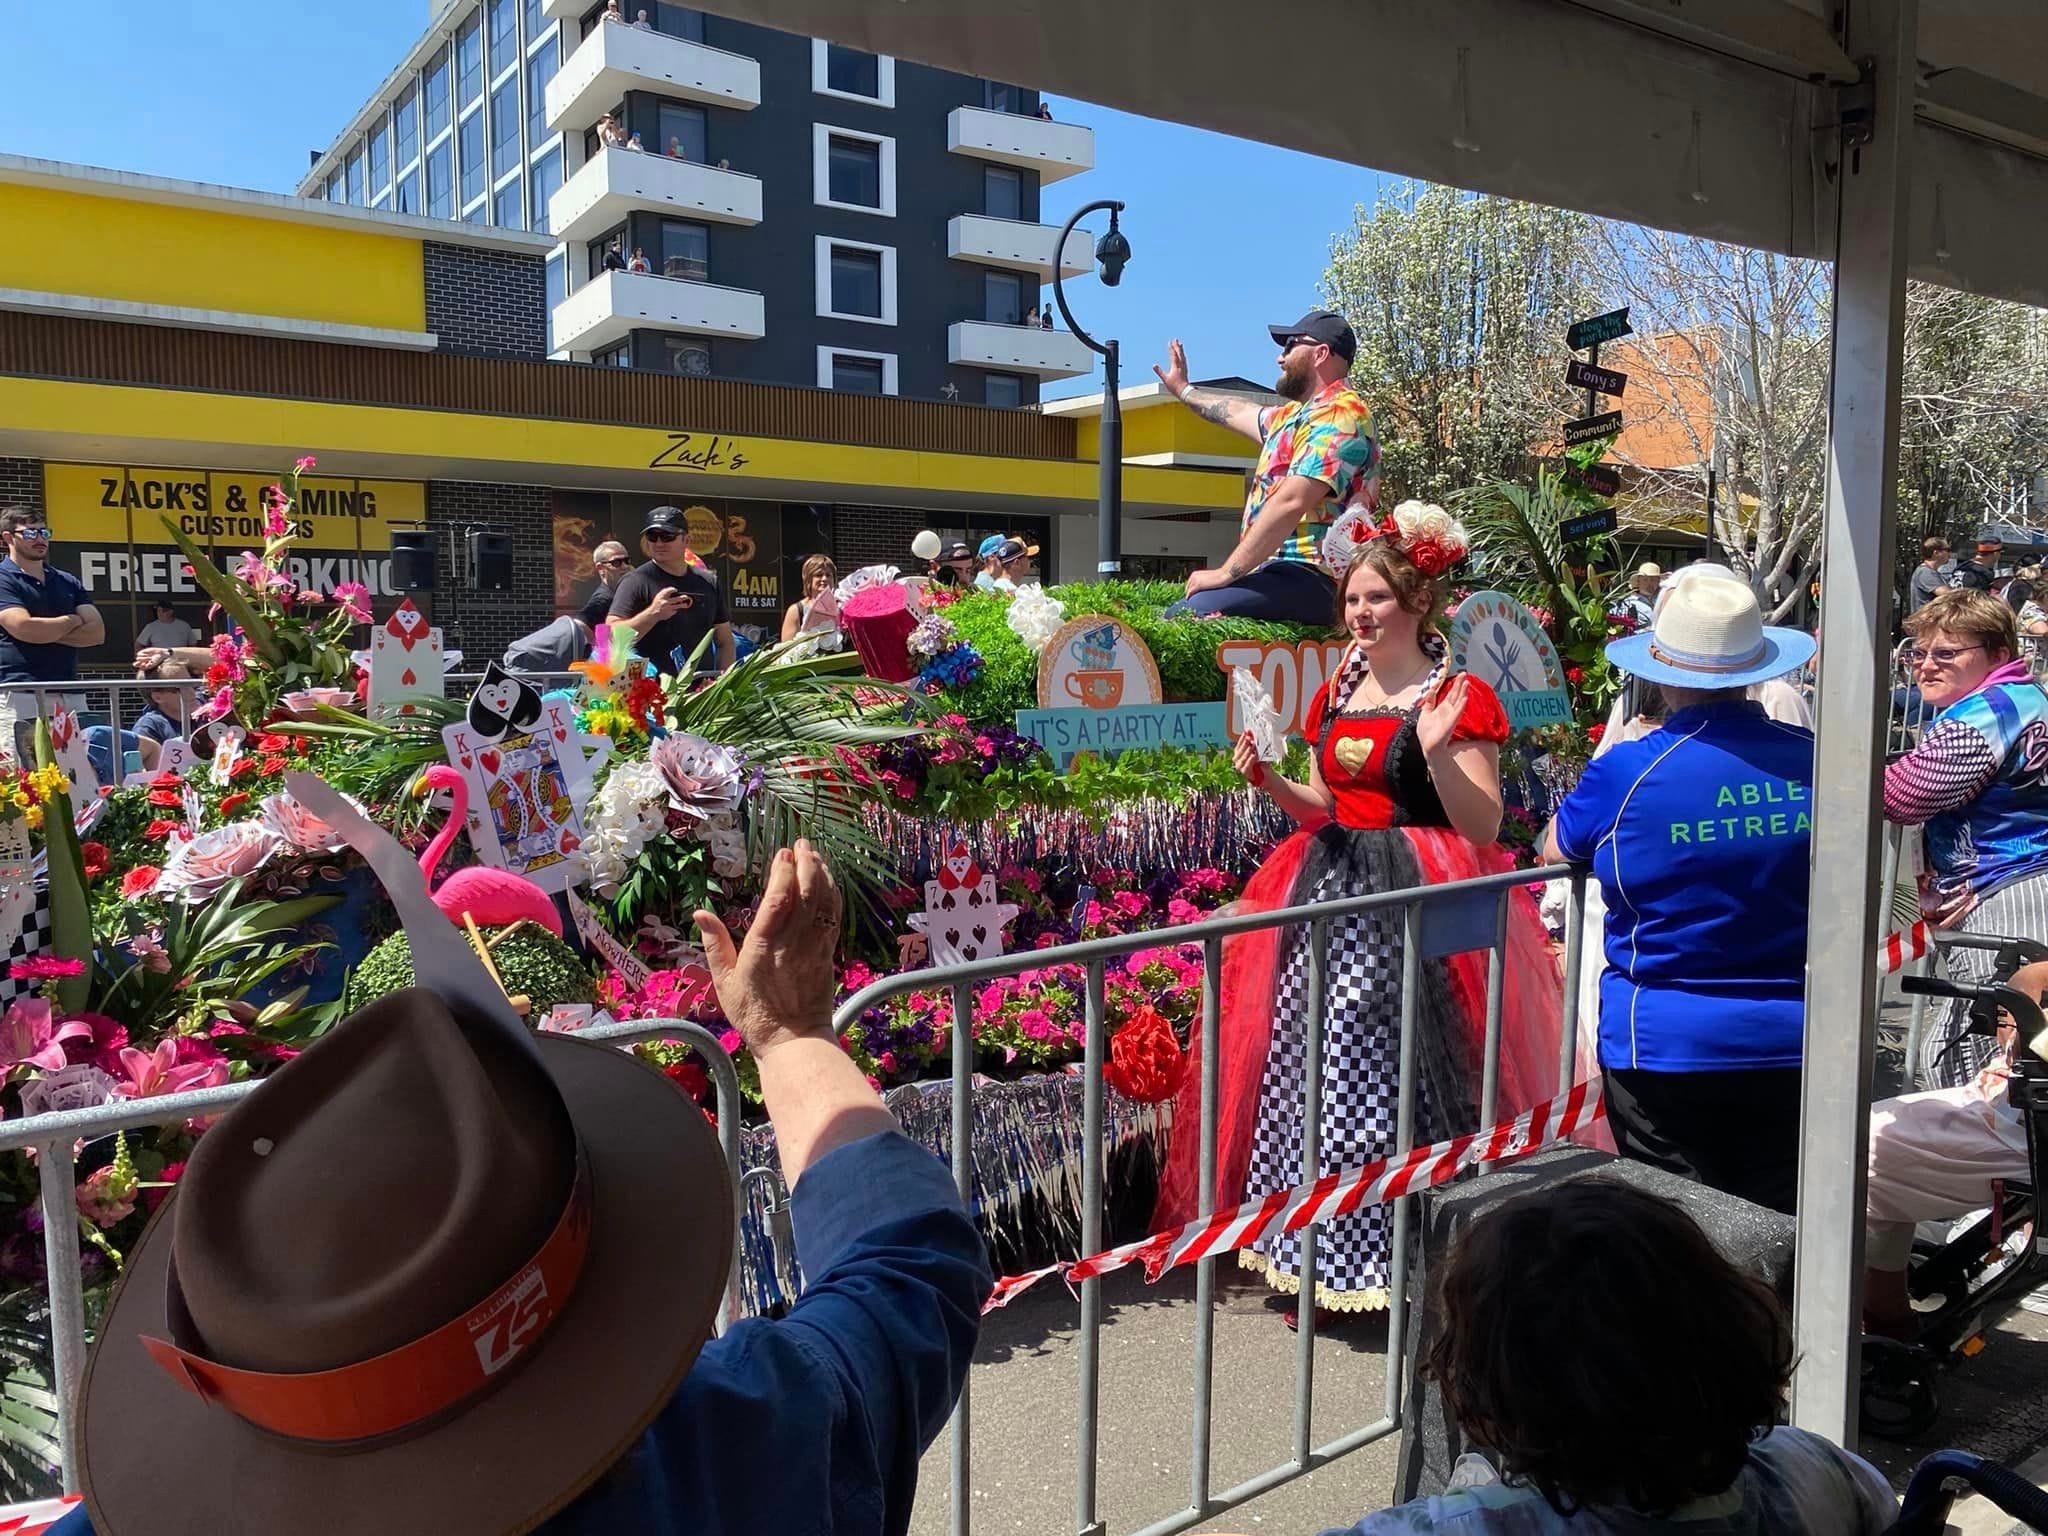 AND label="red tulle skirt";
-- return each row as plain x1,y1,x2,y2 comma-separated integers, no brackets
1154,823,1569,1232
